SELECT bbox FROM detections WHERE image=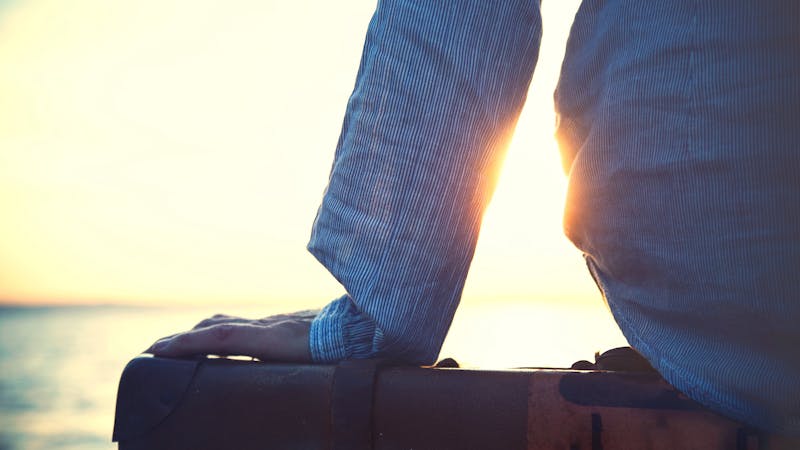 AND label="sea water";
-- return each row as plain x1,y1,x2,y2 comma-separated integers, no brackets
0,301,627,450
